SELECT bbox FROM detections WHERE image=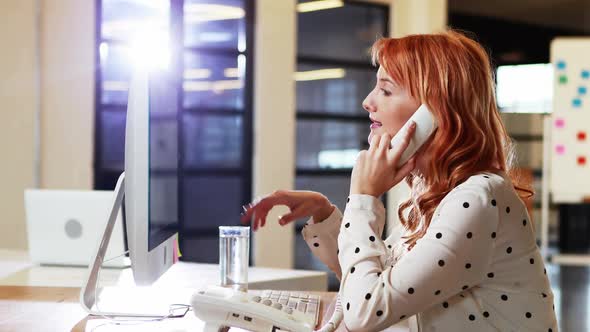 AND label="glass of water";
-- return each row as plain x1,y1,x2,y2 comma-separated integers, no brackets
219,226,250,292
